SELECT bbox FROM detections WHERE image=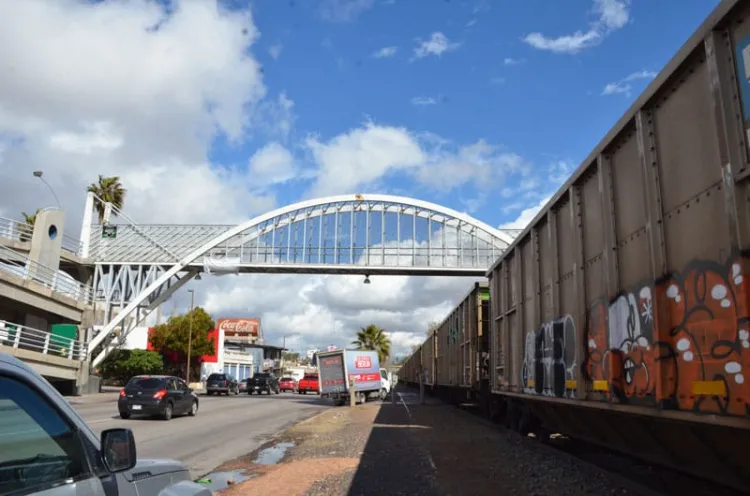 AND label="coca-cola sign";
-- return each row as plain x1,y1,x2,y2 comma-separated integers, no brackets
217,318,260,340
